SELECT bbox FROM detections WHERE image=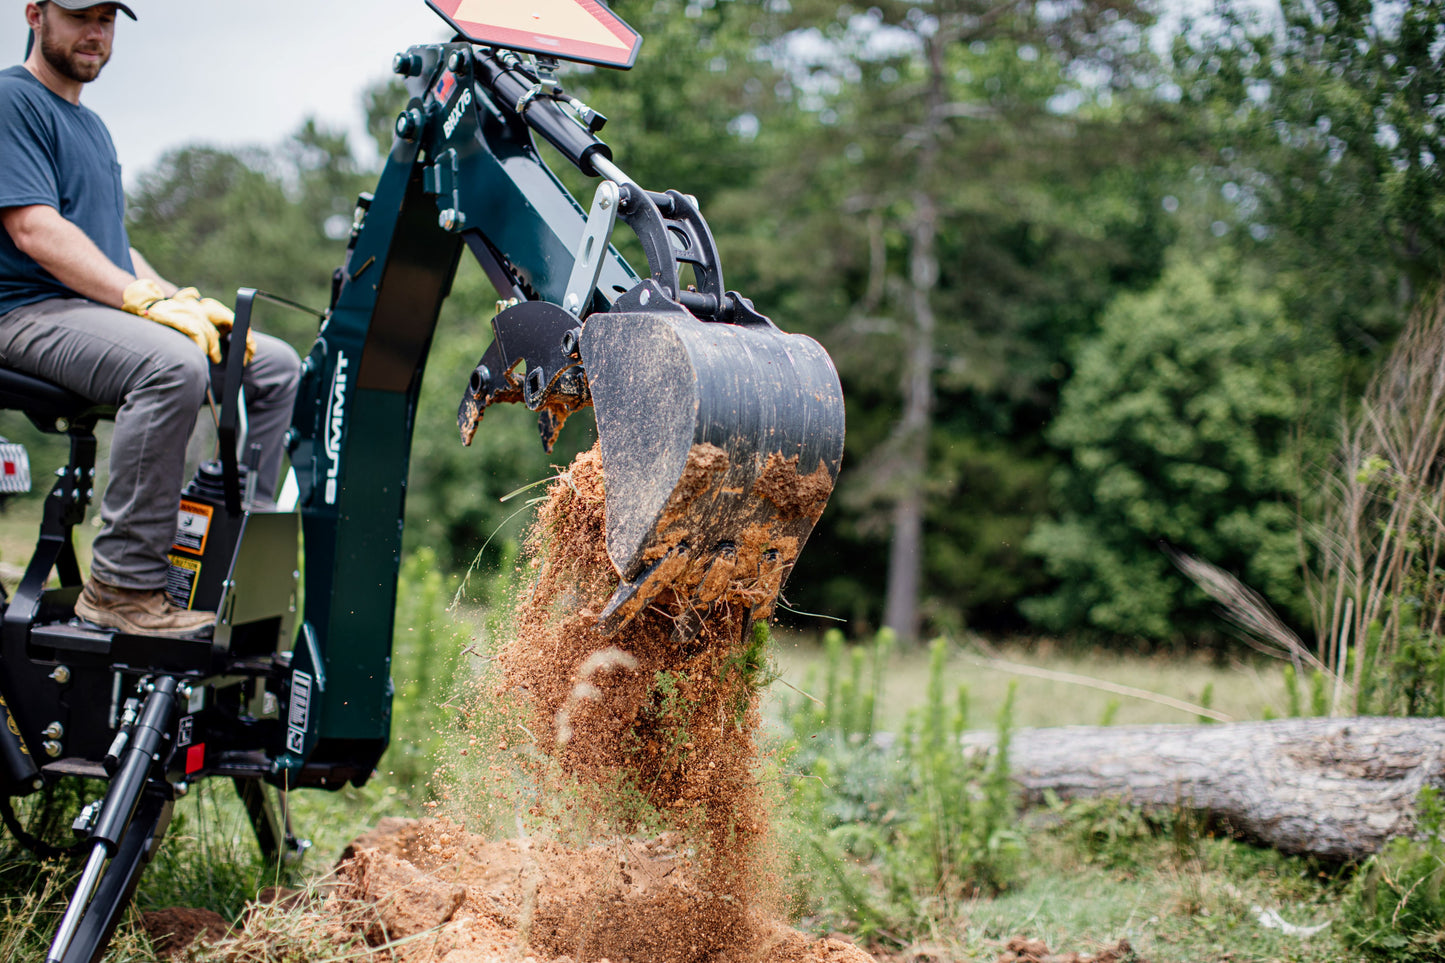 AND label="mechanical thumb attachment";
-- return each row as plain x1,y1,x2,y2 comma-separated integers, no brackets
580,281,845,633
